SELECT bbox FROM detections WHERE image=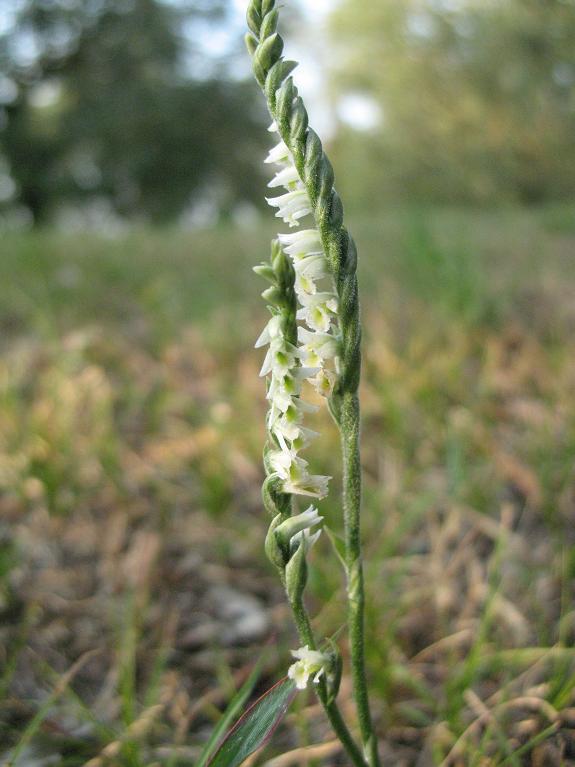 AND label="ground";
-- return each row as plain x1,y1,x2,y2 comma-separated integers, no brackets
1,205,574,766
